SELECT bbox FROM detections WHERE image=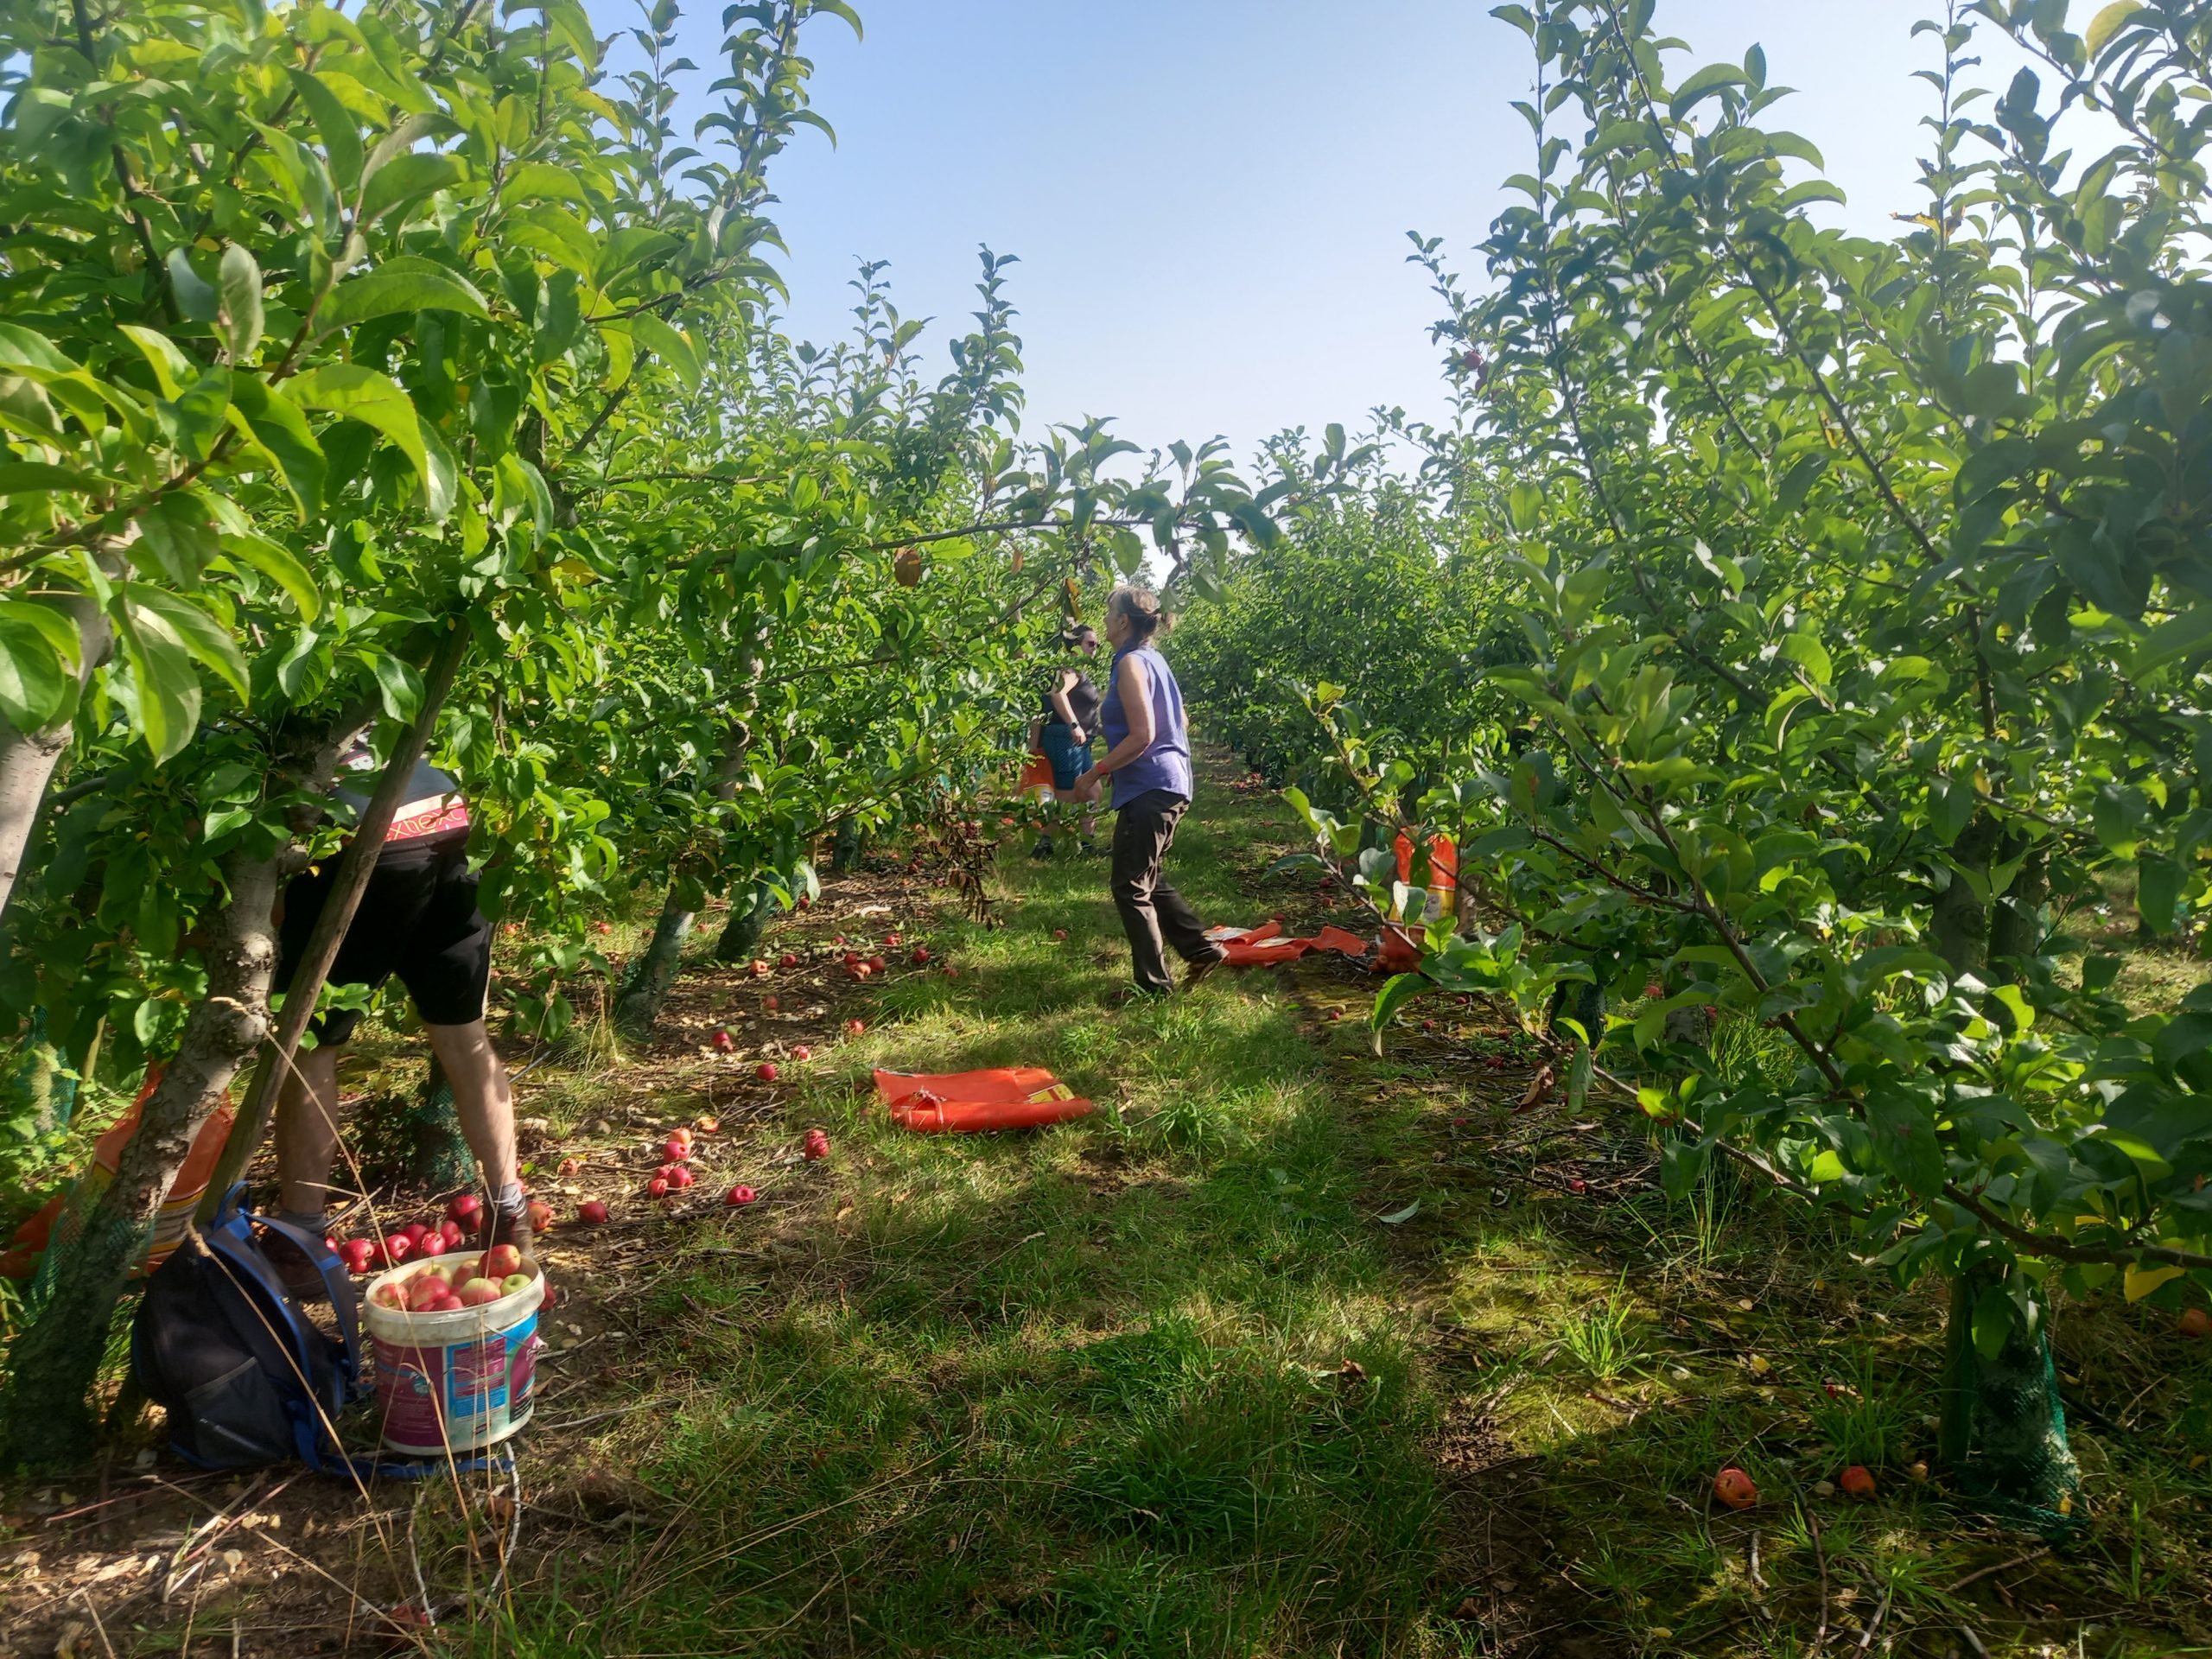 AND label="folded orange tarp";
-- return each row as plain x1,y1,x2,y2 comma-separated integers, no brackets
874,1067,1096,1134
1205,922,1376,968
